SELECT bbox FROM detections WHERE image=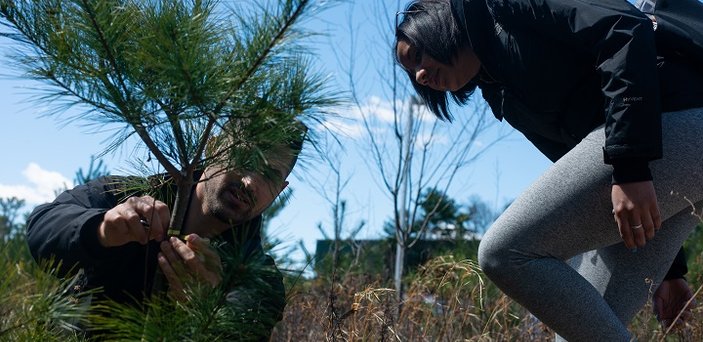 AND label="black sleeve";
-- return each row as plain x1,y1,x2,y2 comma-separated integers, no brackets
520,130,570,163
664,247,688,280
26,176,125,277
241,231,286,336
488,0,662,179
217,248,286,341
260,253,287,323
217,220,286,339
